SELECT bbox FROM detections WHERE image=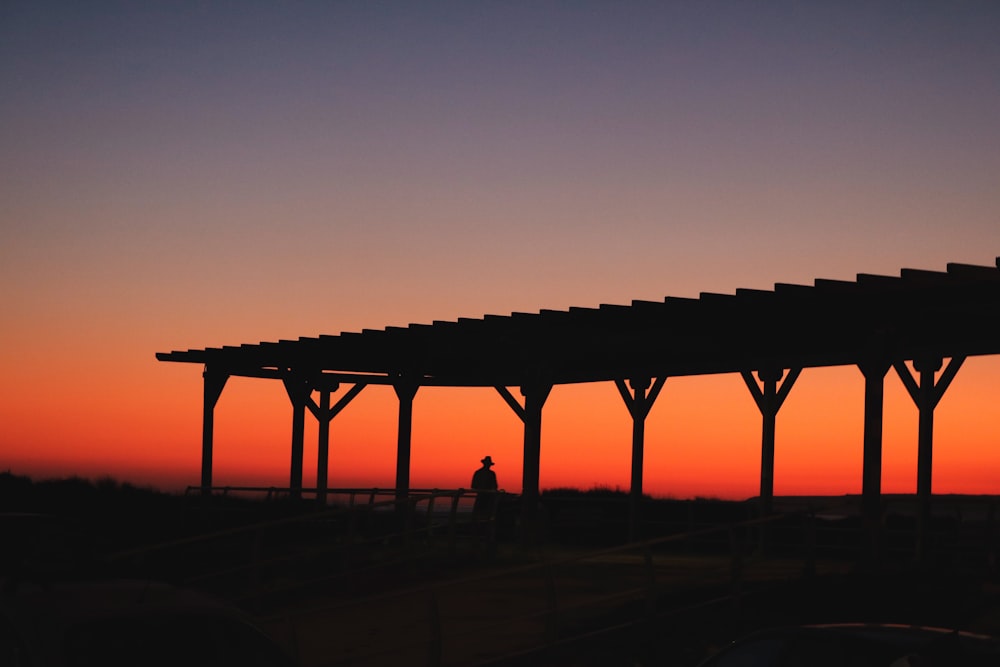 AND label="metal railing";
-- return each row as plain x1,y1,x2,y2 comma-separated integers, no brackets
111,488,507,605
258,511,822,667
106,492,1000,667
